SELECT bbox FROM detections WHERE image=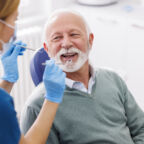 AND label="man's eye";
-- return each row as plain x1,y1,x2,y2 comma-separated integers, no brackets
70,33,79,37
54,36,60,40
52,36,62,41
